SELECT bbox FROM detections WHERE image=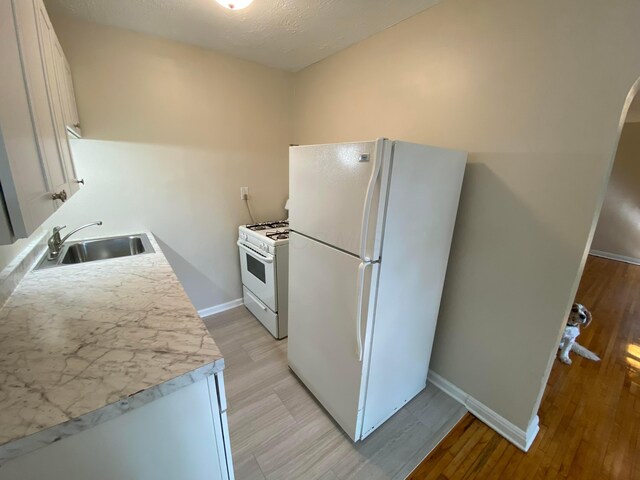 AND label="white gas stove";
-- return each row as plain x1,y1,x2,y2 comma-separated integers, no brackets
237,220,289,339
